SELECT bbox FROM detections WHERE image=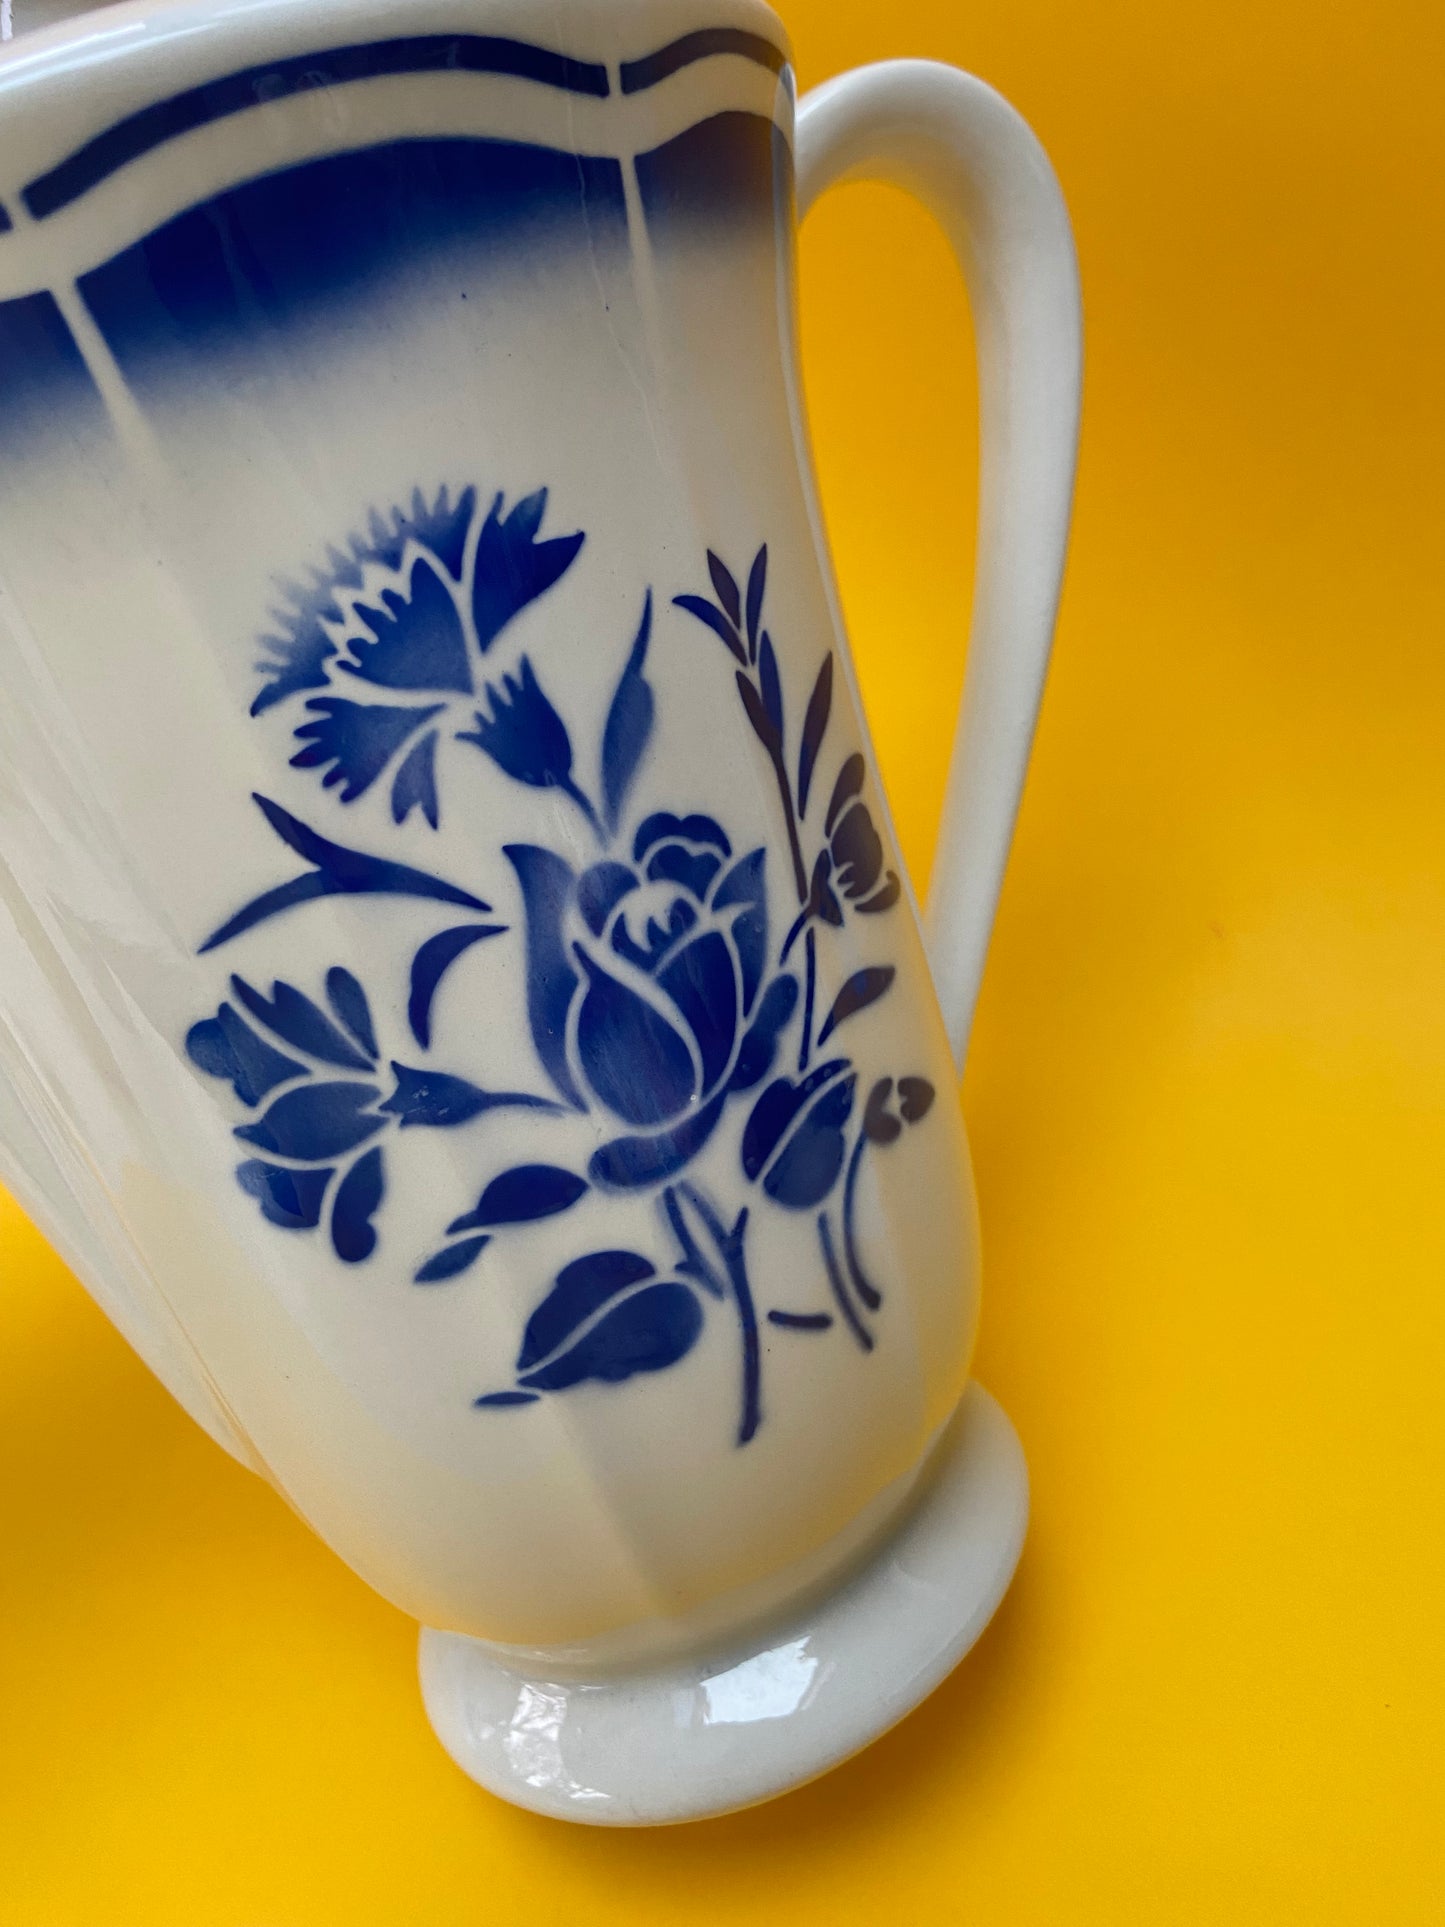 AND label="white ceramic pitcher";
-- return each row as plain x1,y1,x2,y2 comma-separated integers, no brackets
0,0,1079,1822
